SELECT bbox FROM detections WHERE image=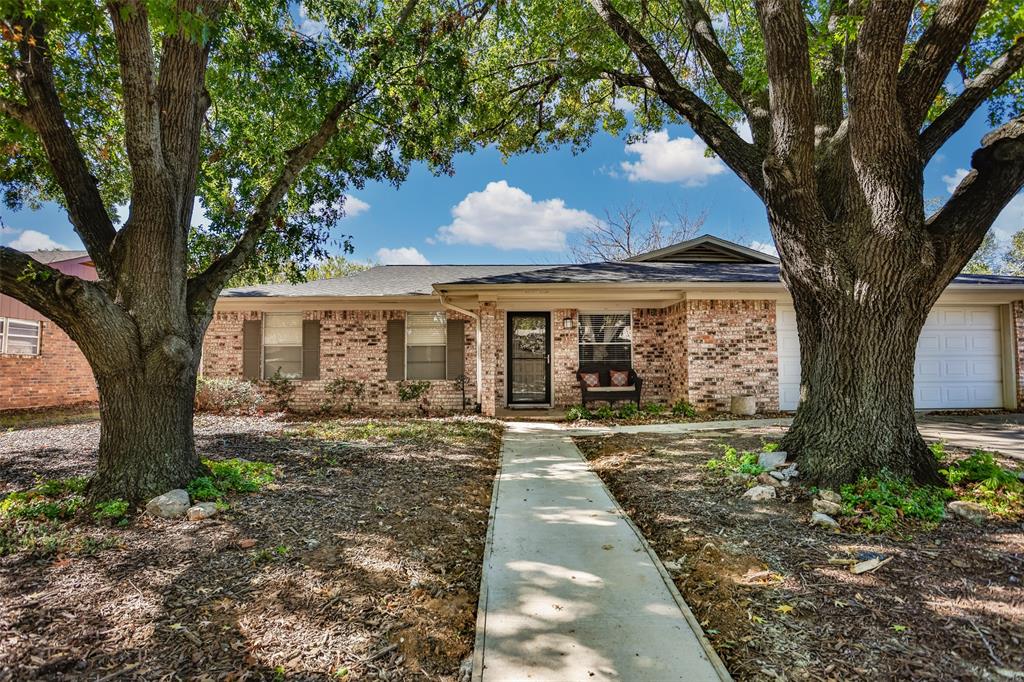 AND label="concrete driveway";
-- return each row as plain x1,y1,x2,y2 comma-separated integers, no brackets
917,413,1024,462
